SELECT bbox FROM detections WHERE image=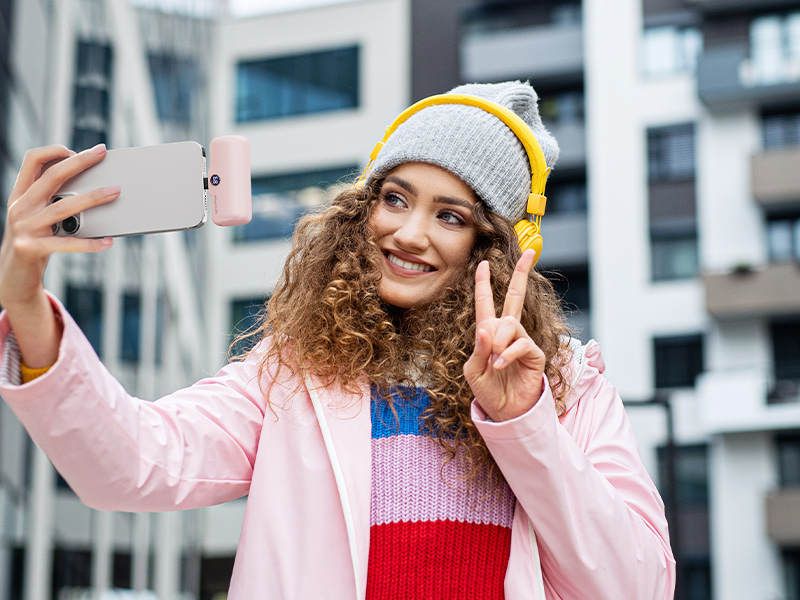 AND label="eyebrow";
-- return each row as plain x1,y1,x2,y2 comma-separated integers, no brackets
383,175,475,210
